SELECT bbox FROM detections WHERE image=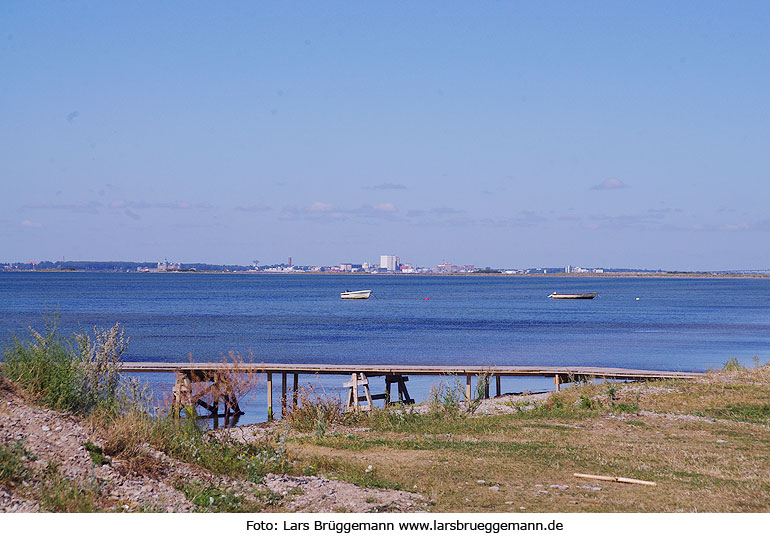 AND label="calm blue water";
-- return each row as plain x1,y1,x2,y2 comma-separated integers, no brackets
2,273,769,424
